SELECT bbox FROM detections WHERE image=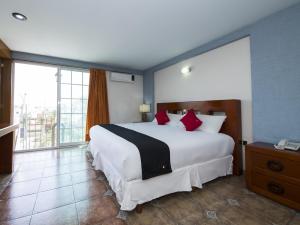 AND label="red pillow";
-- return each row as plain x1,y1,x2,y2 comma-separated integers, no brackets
180,109,202,131
155,111,170,125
